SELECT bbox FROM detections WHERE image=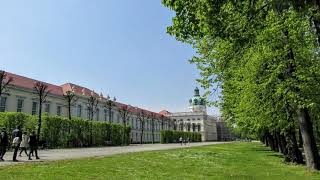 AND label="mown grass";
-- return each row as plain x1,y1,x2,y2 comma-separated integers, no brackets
0,142,319,180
